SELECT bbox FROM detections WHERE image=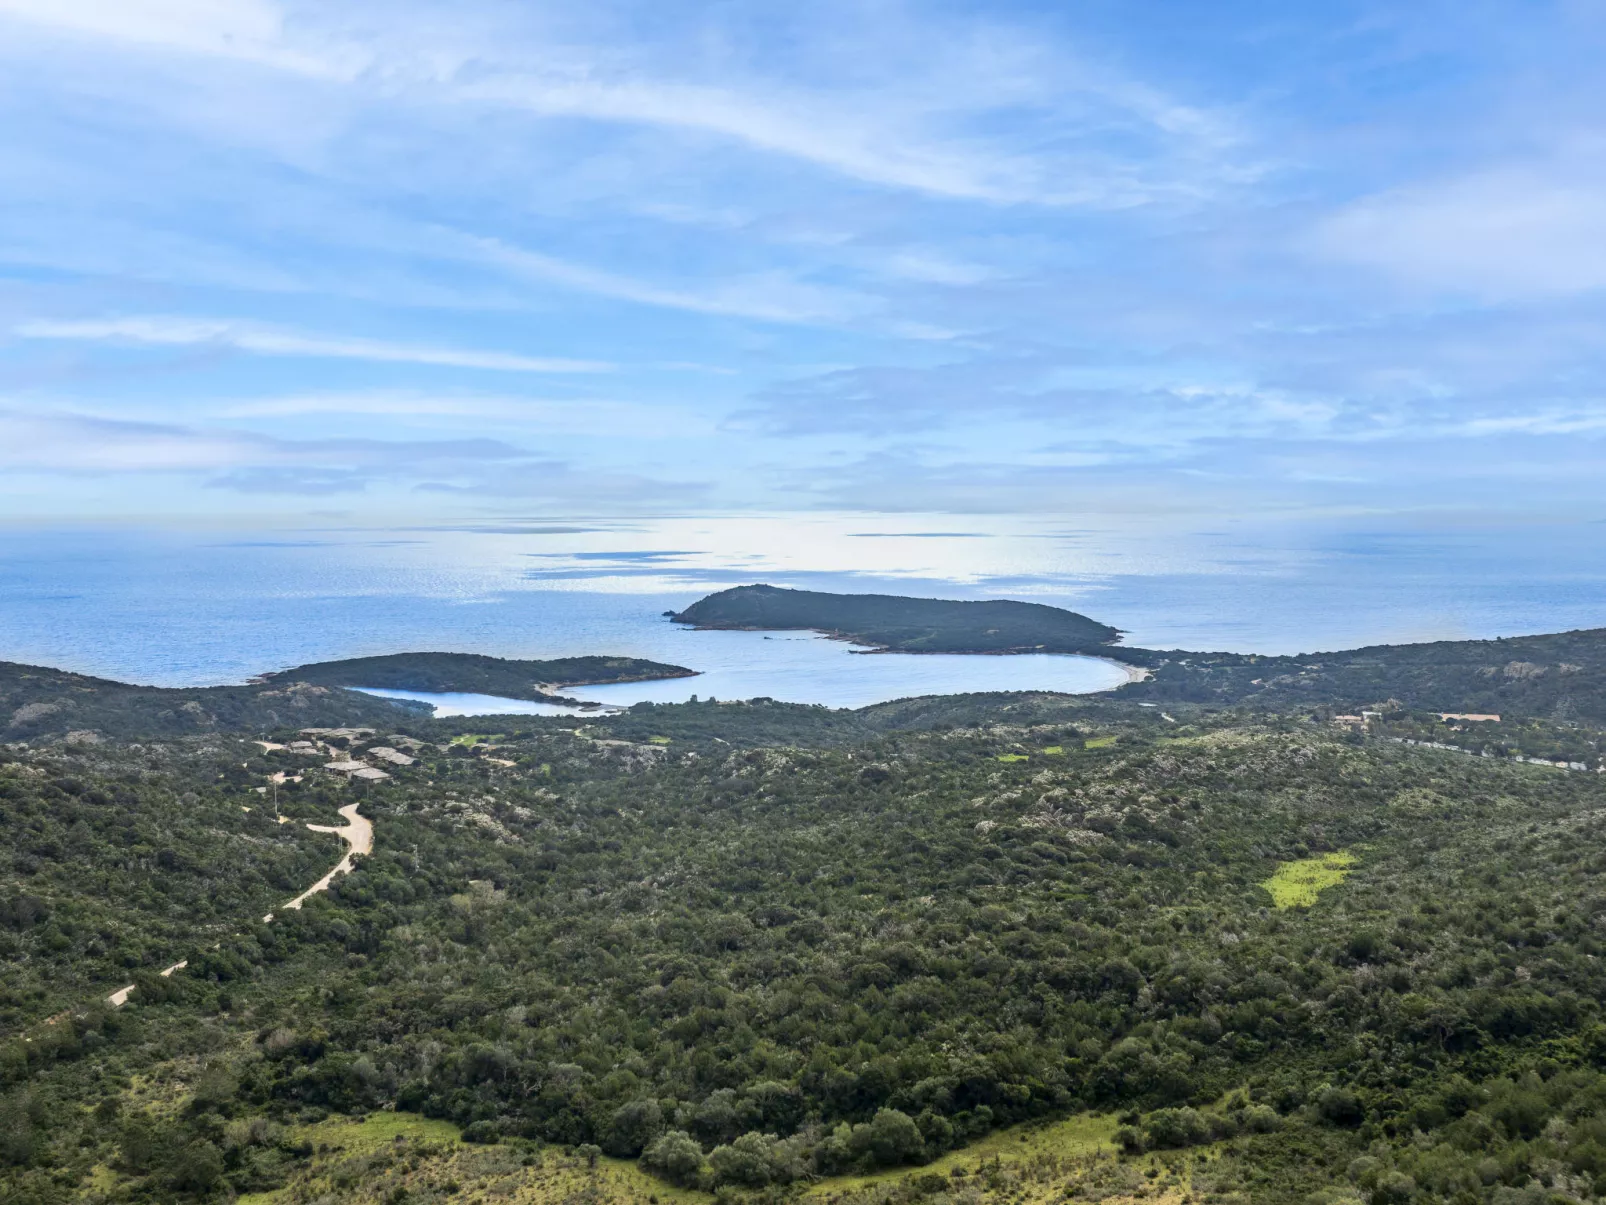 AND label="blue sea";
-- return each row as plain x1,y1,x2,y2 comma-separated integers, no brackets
1,514,1602,712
